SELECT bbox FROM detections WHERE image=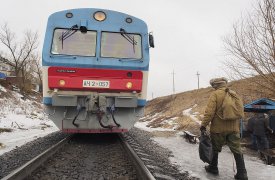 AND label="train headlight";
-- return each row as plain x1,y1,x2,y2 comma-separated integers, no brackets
93,11,106,21
125,17,133,23
59,80,66,86
66,12,73,18
126,82,133,89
